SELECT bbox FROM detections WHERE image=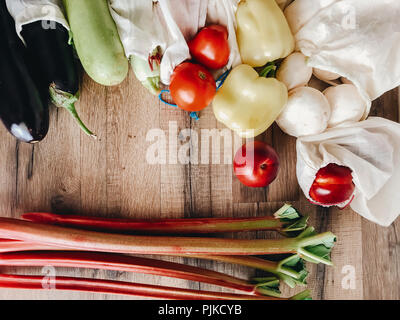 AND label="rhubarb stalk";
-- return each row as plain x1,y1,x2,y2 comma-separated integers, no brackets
0,239,308,289
0,219,335,263
0,239,58,253
0,251,282,297
182,254,309,289
22,204,308,237
0,273,311,300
